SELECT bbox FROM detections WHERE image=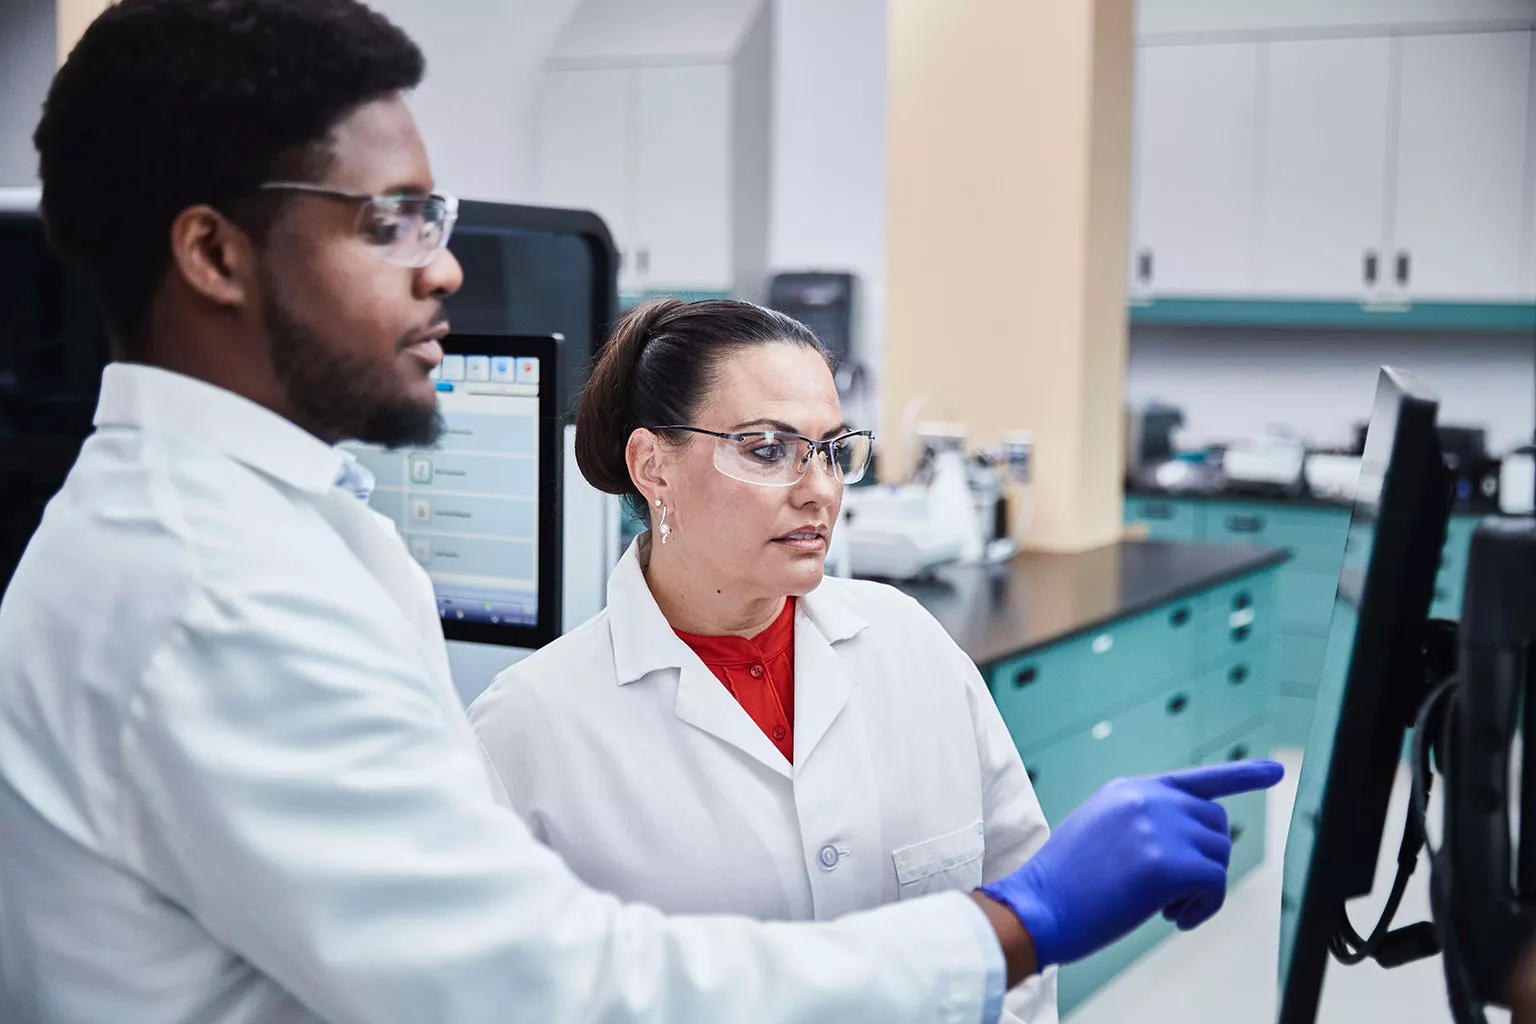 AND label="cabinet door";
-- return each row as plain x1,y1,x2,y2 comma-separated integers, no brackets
1255,38,1393,299
1131,43,1262,296
1391,31,1534,302
632,63,732,293
533,68,637,289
